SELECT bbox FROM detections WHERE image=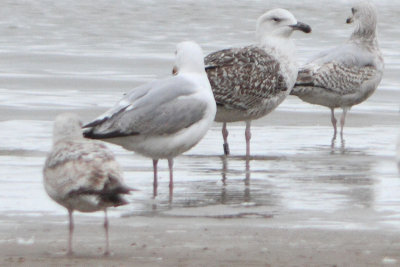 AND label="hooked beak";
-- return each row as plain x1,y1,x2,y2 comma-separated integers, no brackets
290,21,312,33
172,65,178,76
346,16,354,24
